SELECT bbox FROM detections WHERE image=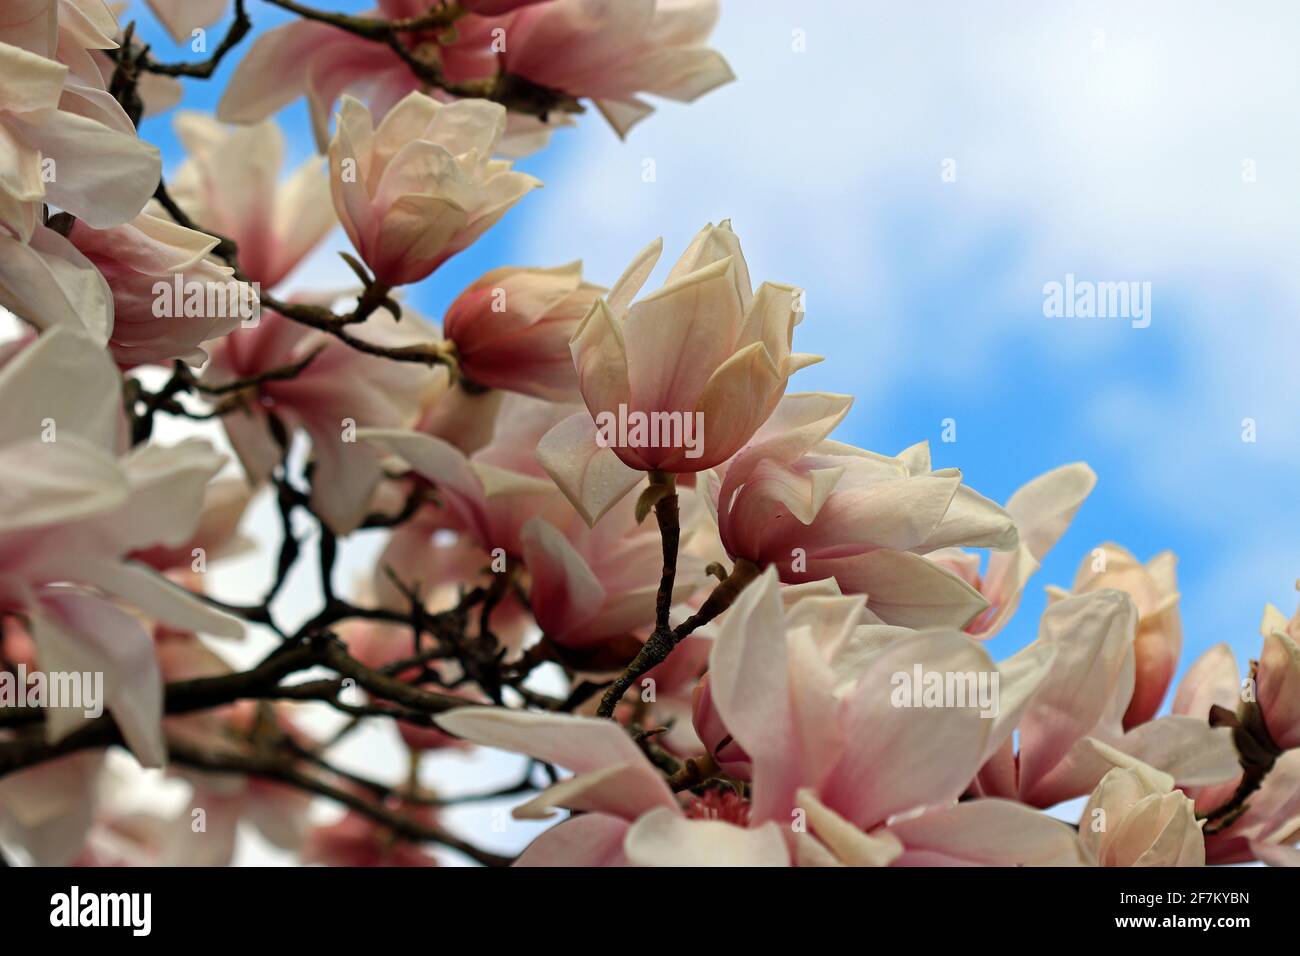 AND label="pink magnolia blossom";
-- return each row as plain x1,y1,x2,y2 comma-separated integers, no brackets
204,306,435,534
436,707,791,866
520,494,705,656
217,3,503,151
167,112,336,290
709,396,1017,629
437,570,1084,866
443,261,603,400
67,212,255,367
1047,543,1182,728
0,327,242,770
1169,619,1300,864
499,0,734,136
538,221,818,525
327,93,539,287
